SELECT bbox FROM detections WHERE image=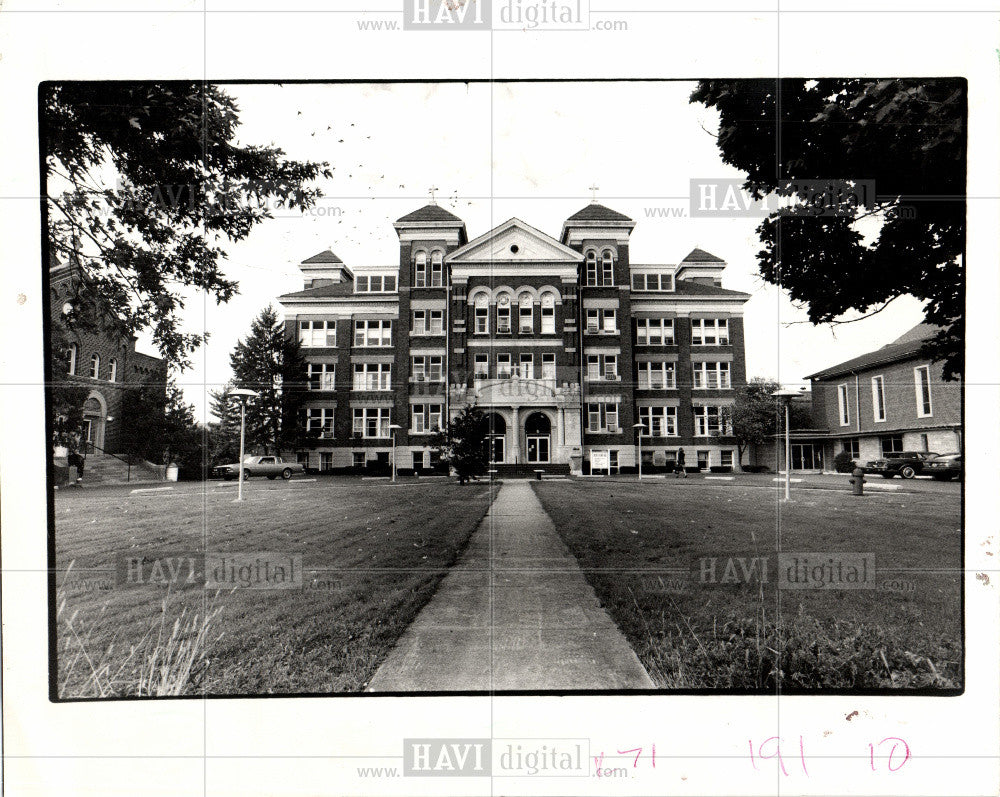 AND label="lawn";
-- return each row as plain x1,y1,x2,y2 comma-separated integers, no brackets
54,479,496,698
532,479,962,691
